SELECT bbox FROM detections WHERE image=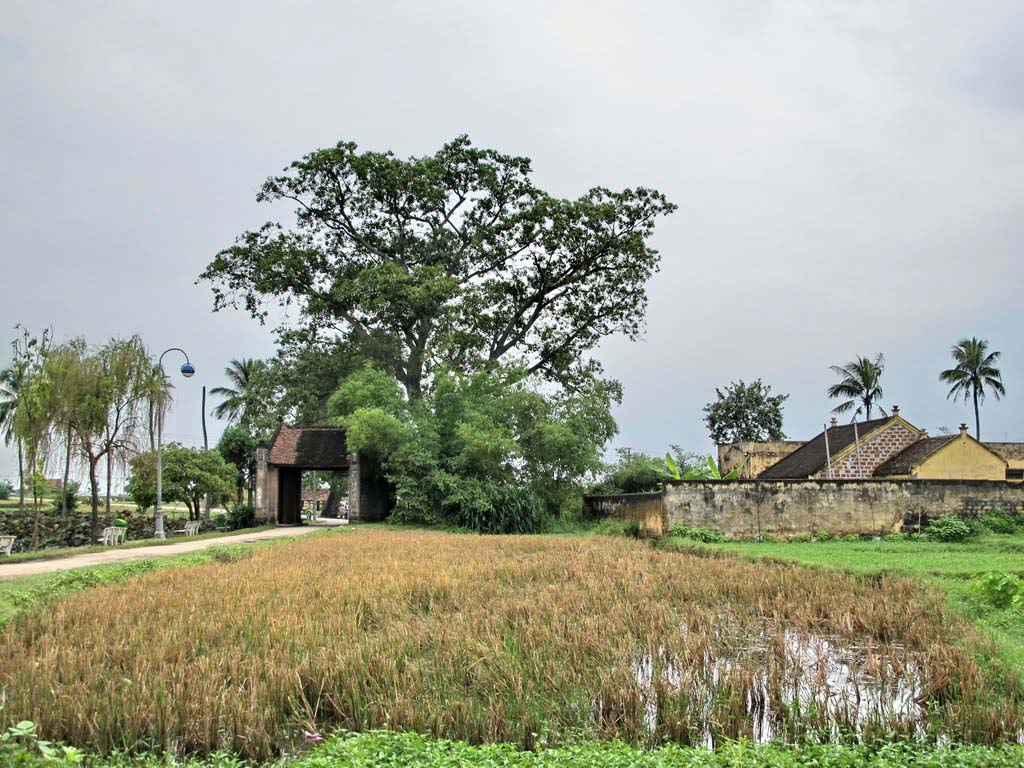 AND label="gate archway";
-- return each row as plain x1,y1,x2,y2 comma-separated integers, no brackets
254,426,390,524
